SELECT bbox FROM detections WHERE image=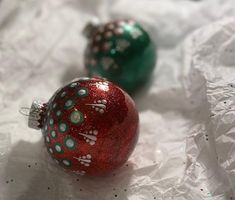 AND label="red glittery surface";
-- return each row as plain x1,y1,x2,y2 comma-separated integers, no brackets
41,77,139,176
